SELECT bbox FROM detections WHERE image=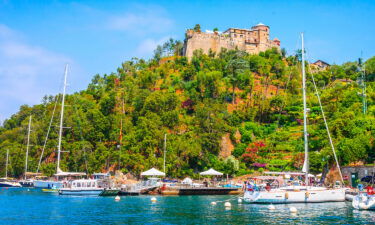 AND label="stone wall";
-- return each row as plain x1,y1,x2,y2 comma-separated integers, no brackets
183,24,280,59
